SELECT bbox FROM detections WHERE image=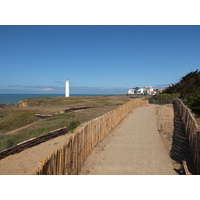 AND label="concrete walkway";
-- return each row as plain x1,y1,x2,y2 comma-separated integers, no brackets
80,105,177,175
